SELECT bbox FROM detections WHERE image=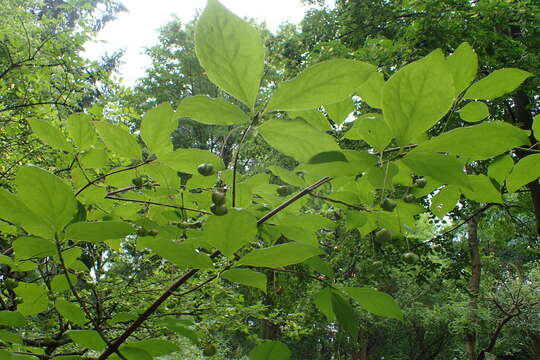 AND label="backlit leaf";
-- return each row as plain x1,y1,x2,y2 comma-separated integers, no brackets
250,341,291,360
237,242,323,268
446,42,477,96
464,68,533,100
457,102,489,123
94,121,142,160
28,119,72,152
140,103,176,156
222,268,267,292
506,154,540,193
344,287,403,320
177,96,249,125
